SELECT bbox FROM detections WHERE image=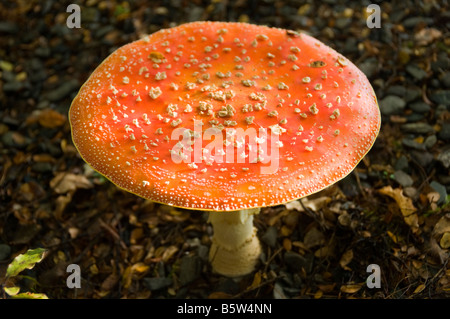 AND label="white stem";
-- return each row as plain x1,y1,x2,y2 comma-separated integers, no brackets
208,208,261,277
